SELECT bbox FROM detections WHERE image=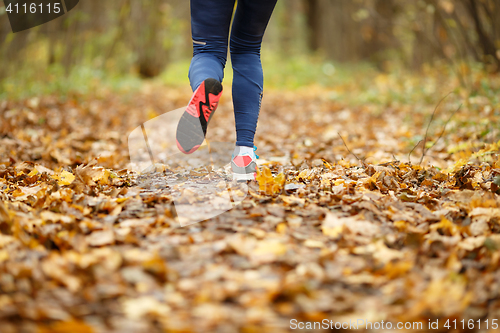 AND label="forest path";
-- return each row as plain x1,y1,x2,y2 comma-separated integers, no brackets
0,84,499,332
